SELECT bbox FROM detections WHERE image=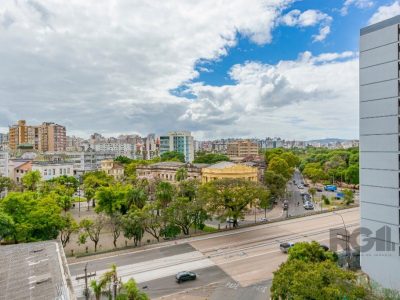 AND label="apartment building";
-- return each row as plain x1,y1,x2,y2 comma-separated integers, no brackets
359,15,400,290
227,140,259,159
8,120,66,152
160,131,194,162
